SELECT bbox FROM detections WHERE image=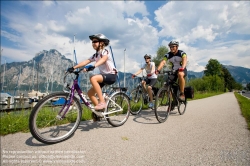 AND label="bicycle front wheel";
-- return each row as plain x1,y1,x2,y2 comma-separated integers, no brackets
29,92,82,144
106,92,130,127
154,86,171,123
129,89,143,115
178,99,187,115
